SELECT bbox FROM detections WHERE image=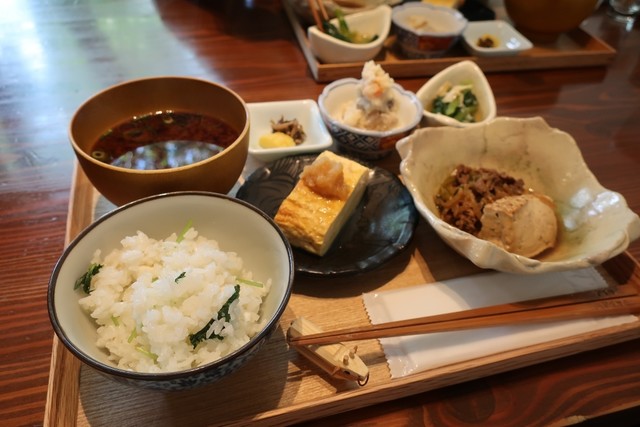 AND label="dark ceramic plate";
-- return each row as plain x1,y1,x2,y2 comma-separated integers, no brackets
235,154,418,276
